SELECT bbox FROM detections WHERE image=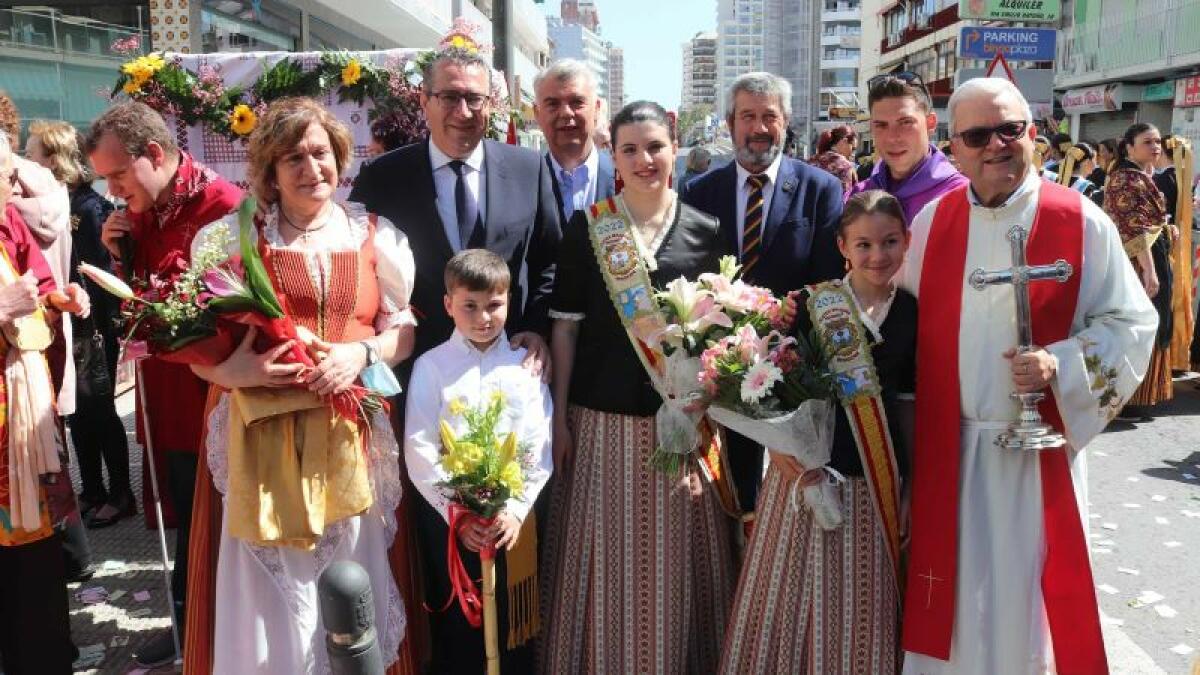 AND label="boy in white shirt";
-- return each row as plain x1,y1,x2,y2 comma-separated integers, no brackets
404,249,552,673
